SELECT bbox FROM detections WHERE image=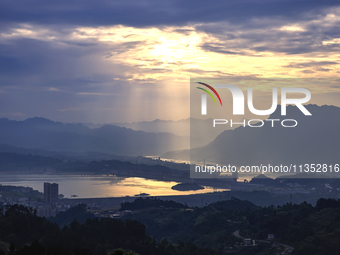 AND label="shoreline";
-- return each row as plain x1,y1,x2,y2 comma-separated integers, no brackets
61,190,231,208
